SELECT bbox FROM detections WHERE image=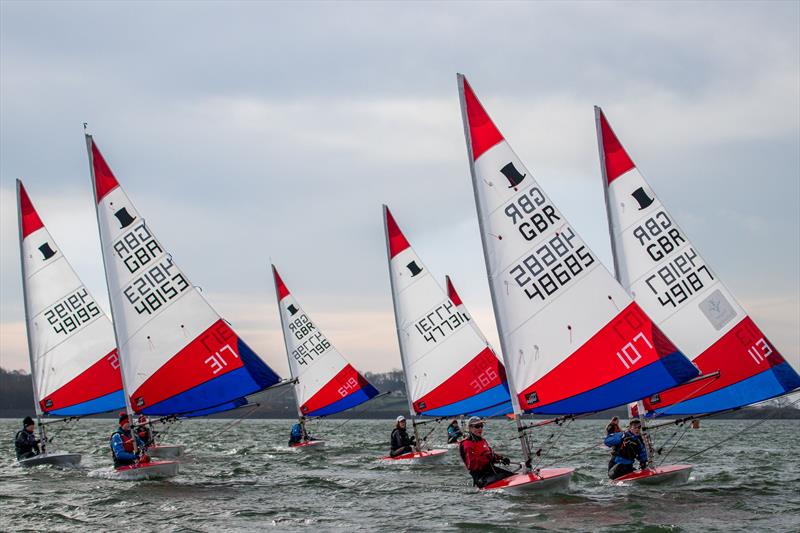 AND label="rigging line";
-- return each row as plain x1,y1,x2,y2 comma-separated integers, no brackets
647,372,722,421
655,423,691,467
420,418,443,446
314,391,393,434
541,440,605,469
216,403,262,434
677,396,800,464
531,417,573,471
